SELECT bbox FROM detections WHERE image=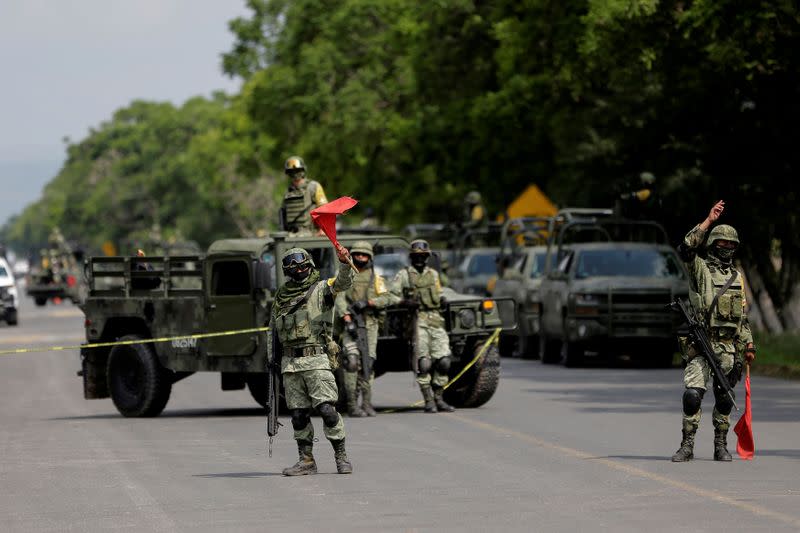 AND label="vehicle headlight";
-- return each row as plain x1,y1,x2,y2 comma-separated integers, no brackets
458,308,476,329
573,293,600,315
8,286,18,298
